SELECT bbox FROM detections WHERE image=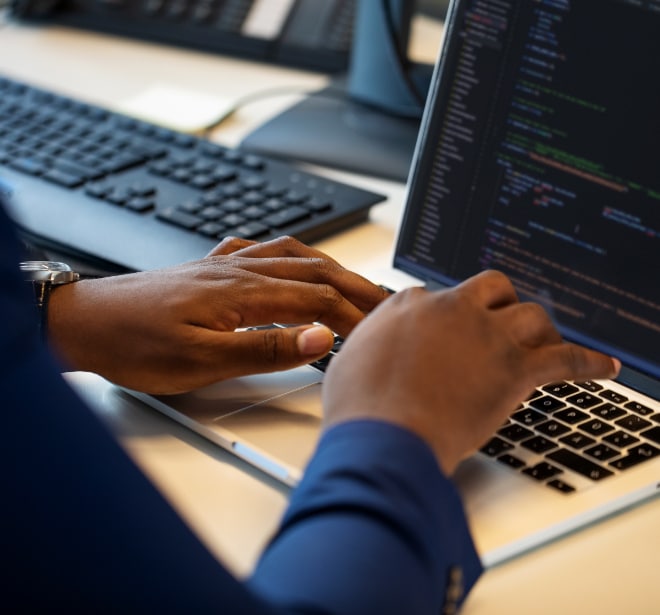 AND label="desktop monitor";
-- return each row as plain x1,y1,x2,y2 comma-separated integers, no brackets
241,0,450,182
